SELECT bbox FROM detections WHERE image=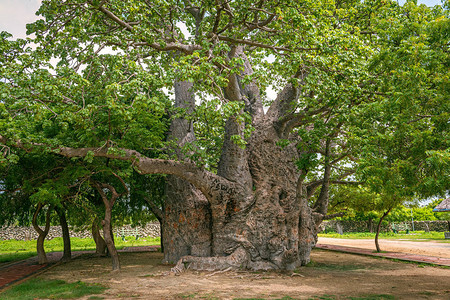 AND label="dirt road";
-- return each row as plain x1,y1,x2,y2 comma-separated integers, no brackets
318,237,450,258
